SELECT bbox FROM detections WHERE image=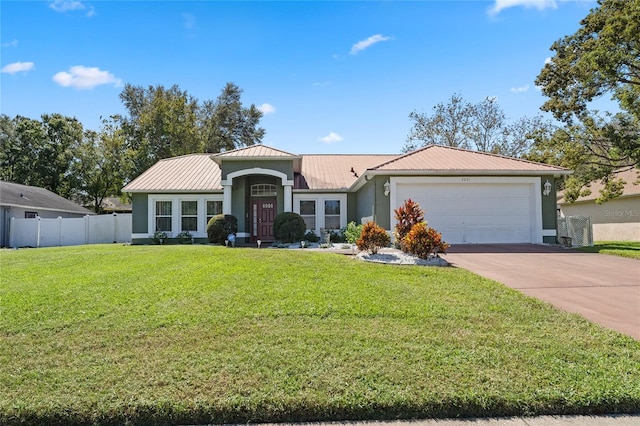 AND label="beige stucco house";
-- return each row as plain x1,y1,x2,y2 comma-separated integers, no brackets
558,168,640,241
